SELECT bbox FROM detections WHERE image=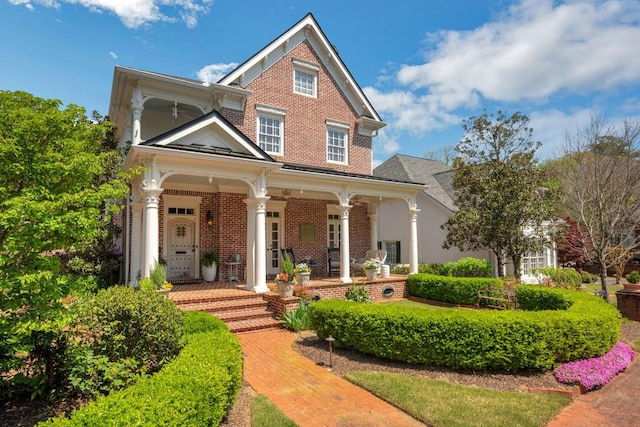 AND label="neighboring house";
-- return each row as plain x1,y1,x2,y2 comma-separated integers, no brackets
374,154,556,282
110,14,424,292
